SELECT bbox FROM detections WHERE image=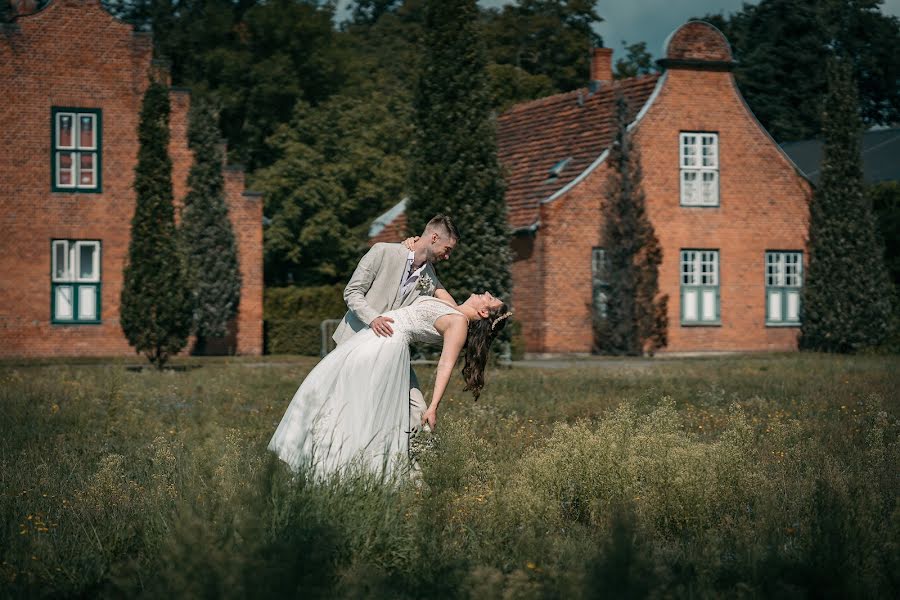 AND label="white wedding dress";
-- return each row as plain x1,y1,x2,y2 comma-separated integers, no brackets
268,296,464,479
